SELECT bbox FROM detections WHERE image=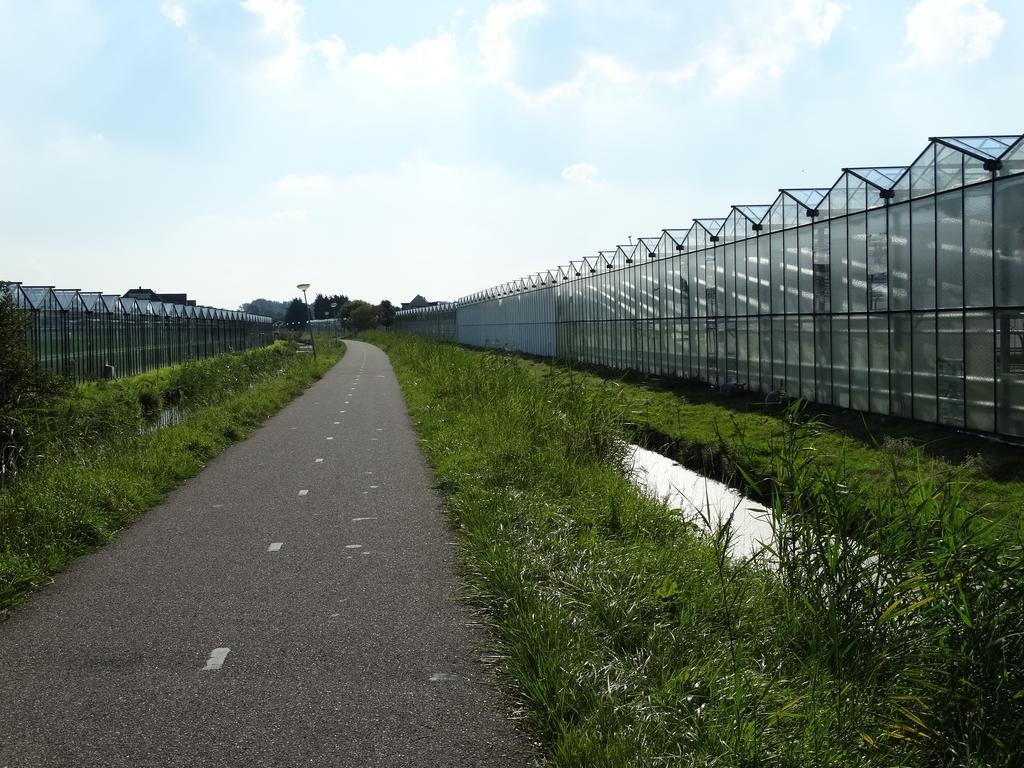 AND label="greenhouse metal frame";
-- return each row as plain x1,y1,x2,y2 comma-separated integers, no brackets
394,134,1024,439
5,283,273,383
